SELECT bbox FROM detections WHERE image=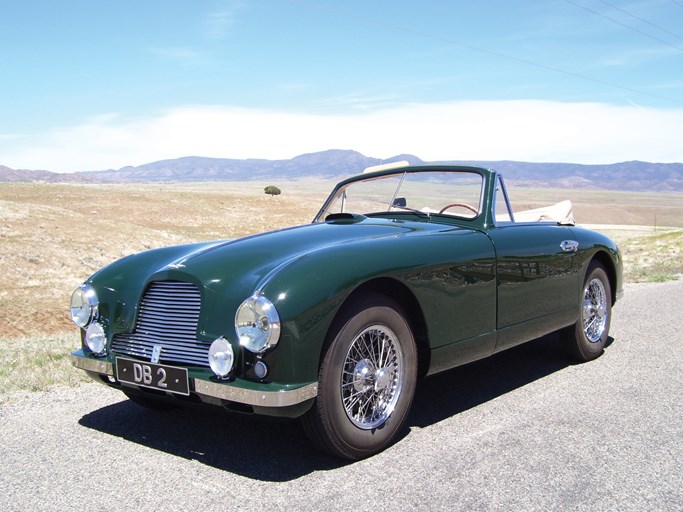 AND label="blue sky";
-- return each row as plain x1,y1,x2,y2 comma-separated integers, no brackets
1,0,682,172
